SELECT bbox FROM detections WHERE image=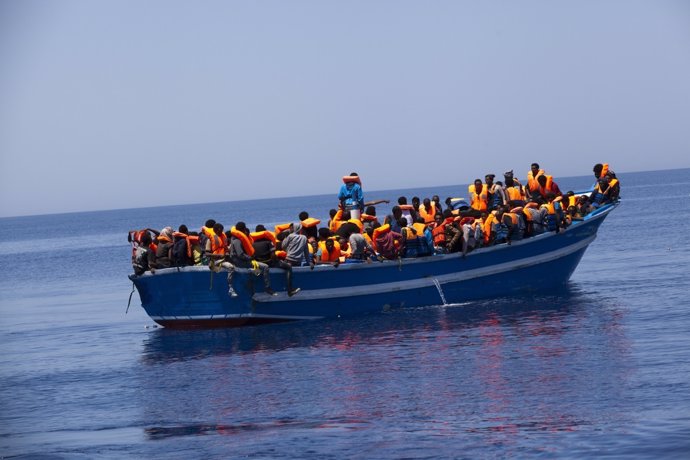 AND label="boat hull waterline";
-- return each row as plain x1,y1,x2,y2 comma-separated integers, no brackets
129,203,616,328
